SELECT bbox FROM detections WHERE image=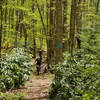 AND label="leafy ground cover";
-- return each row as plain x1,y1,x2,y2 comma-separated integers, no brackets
0,48,33,92
49,51,100,100
0,92,24,100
